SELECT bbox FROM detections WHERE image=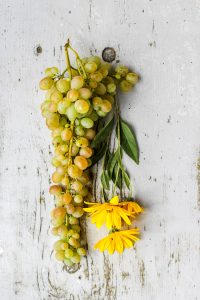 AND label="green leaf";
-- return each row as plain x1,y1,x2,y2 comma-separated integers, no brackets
120,119,139,164
90,143,107,166
101,171,110,190
91,117,115,148
122,170,130,189
107,153,117,179
112,163,122,189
